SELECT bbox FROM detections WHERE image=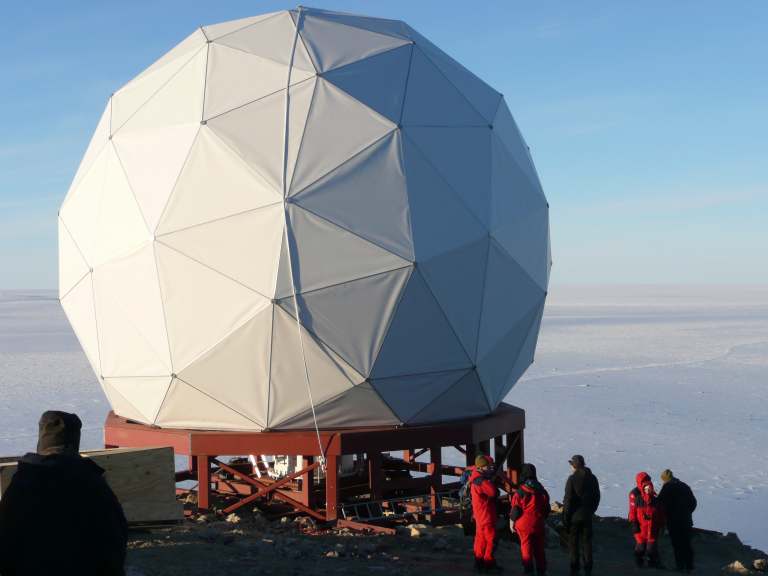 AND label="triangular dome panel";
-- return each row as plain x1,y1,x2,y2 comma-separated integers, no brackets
401,134,486,261
178,307,272,428
293,130,413,260
216,11,315,74
157,127,281,235
204,43,313,120
295,9,412,41
492,101,543,192
268,306,363,428
420,237,489,360
491,134,550,290
298,12,411,73
276,382,399,429
155,378,262,430
371,269,472,378
102,378,152,425
60,274,100,375
104,376,172,424
93,244,172,377
406,126,492,227
208,78,315,194
278,266,410,377
477,240,546,363
58,219,90,298
155,242,270,372
282,204,409,296
159,204,283,298
67,101,111,196
370,369,469,424
408,370,490,424
289,78,396,195
401,47,486,127
324,44,412,123
203,12,283,42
